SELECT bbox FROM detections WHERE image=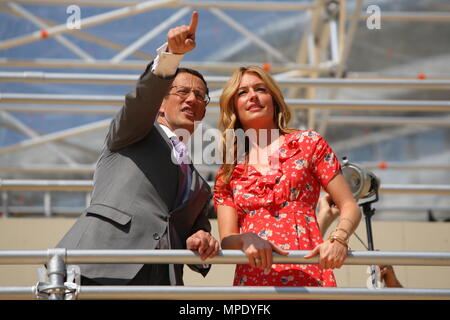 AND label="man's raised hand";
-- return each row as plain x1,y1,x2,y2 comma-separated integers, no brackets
167,11,198,54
